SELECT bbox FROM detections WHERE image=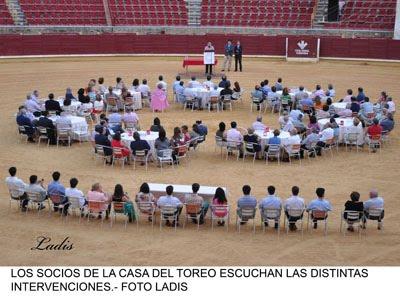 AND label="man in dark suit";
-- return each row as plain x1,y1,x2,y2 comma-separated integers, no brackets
94,127,113,163
45,93,62,114
234,40,243,72
16,106,36,142
37,111,57,145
